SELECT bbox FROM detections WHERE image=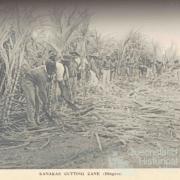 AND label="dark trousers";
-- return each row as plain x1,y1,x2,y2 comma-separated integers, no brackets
21,79,40,126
